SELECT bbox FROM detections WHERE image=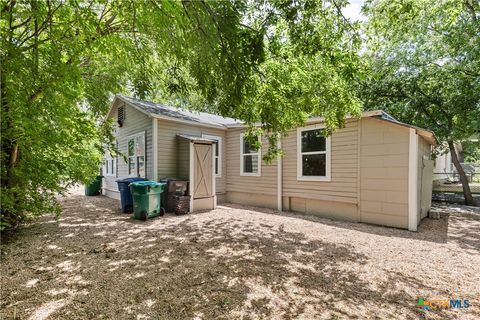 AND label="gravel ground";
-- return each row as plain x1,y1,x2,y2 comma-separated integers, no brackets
1,188,479,320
